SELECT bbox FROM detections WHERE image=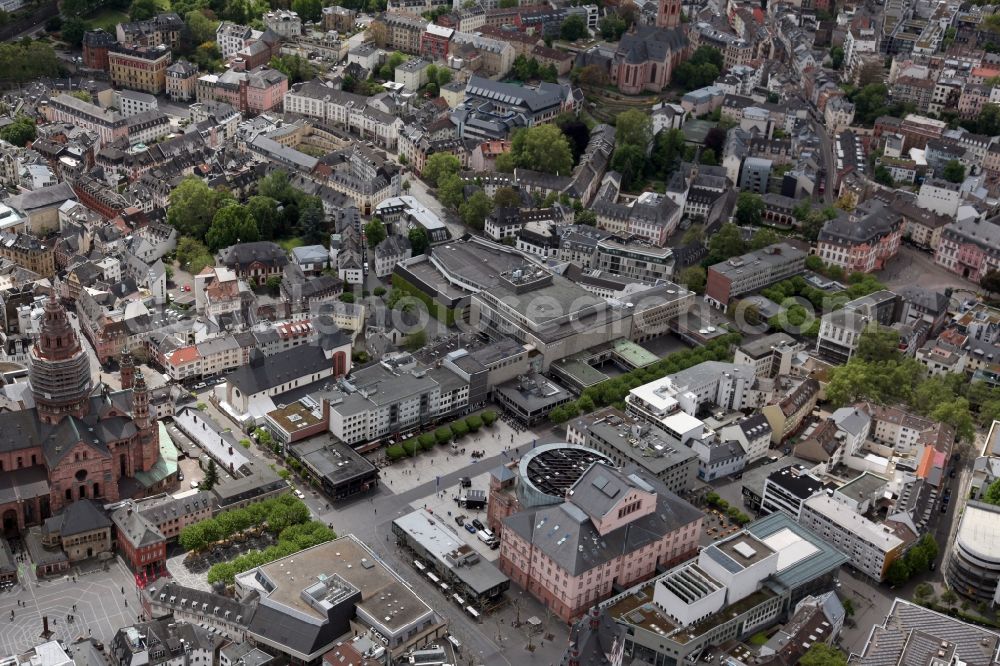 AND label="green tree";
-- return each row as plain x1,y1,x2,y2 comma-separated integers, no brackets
886,558,911,587
983,478,1000,505
202,459,219,491
61,17,87,47
599,14,627,40
493,186,521,208
185,10,218,43
735,192,765,226
246,195,281,240
706,223,747,264
129,0,159,20
364,218,387,247
830,45,845,69
258,169,297,203
437,173,465,210
874,165,894,186
459,191,494,231
291,0,321,21
576,210,597,226
679,266,706,293
496,151,516,173
298,197,326,244
942,159,966,183
615,109,652,149
930,398,976,442
175,237,214,274
269,54,316,84
510,124,574,175
906,547,929,574
799,644,847,666
168,177,234,238
652,128,686,179
611,143,647,190
0,115,36,146
981,269,1000,295
206,203,259,251
559,14,587,41
749,227,779,250
856,325,901,363
408,227,429,255
917,534,939,564
435,427,452,444
423,153,461,186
